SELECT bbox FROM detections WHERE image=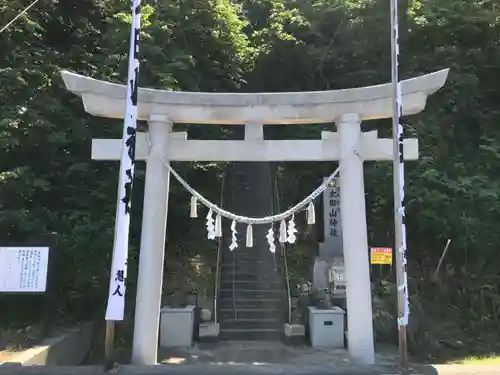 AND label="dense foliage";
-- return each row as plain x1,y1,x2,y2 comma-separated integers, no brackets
1,0,499,360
